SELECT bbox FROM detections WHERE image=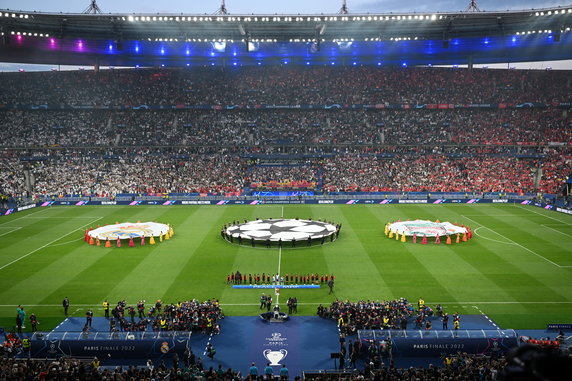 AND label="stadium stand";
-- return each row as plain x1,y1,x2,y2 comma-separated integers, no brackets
0,67,570,203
